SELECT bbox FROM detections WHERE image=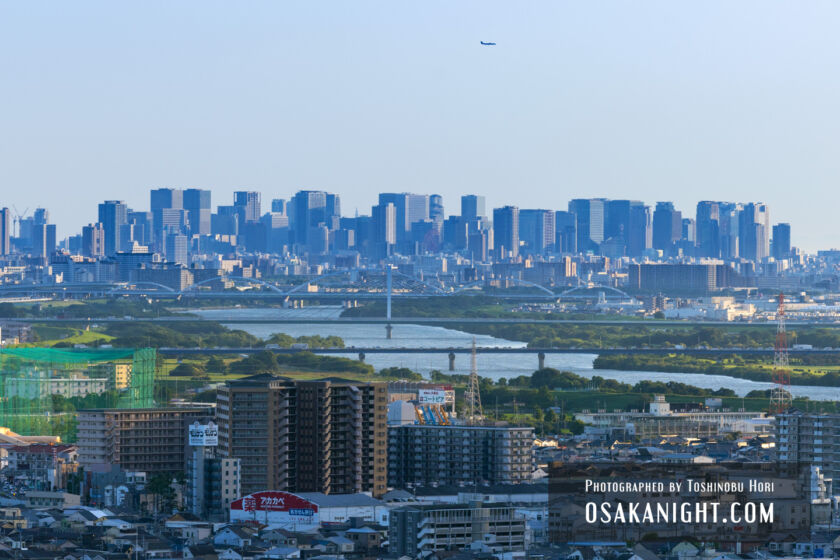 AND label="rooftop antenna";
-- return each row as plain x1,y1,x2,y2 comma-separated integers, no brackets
466,337,483,424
